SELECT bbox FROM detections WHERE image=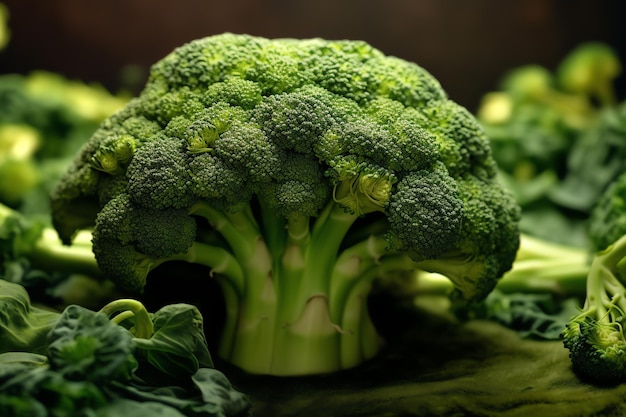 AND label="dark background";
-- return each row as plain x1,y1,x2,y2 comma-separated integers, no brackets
0,0,624,112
